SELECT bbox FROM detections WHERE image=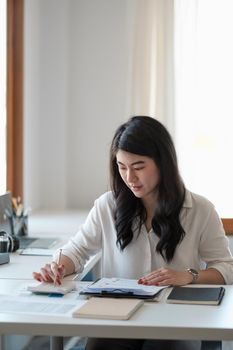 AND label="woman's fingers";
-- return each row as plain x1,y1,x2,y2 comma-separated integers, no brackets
138,268,190,286
138,268,167,285
32,271,43,282
32,262,65,284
